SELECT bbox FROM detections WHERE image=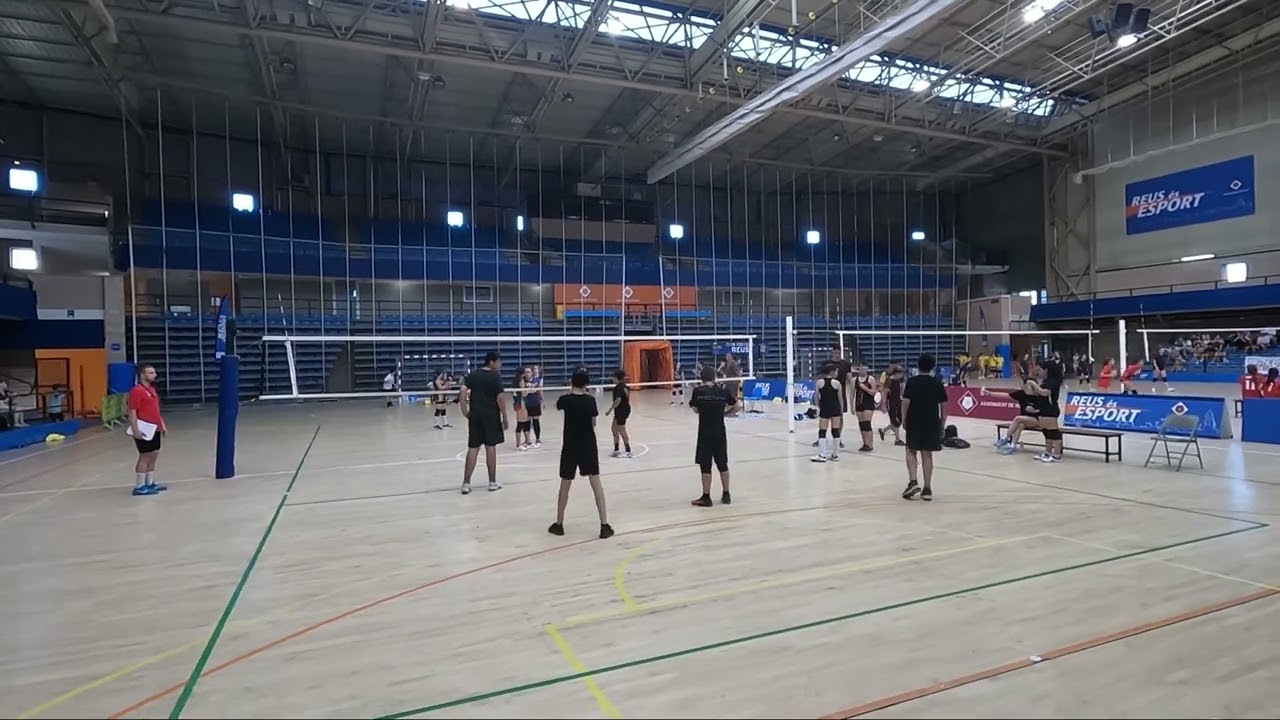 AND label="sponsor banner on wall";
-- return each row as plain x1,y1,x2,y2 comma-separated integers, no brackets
1245,355,1280,373
714,341,752,357
945,386,1022,422
1124,155,1255,235
1062,392,1233,439
552,284,695,307
743,378,815,403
